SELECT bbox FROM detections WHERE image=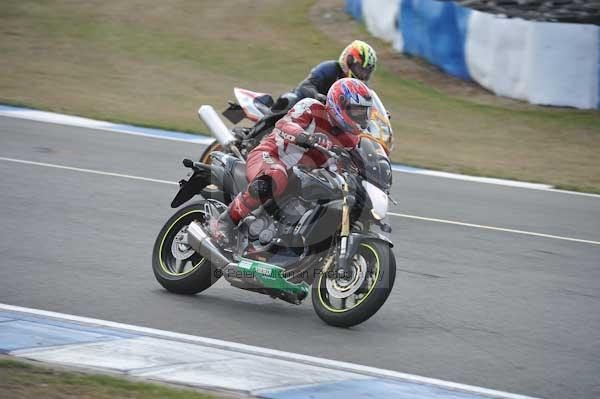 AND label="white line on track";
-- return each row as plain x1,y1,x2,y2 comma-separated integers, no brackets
2,105,600,198
390,213,600,246
0,106,213,145
1,156,598,246
0,156,178,186
0,303,539,399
